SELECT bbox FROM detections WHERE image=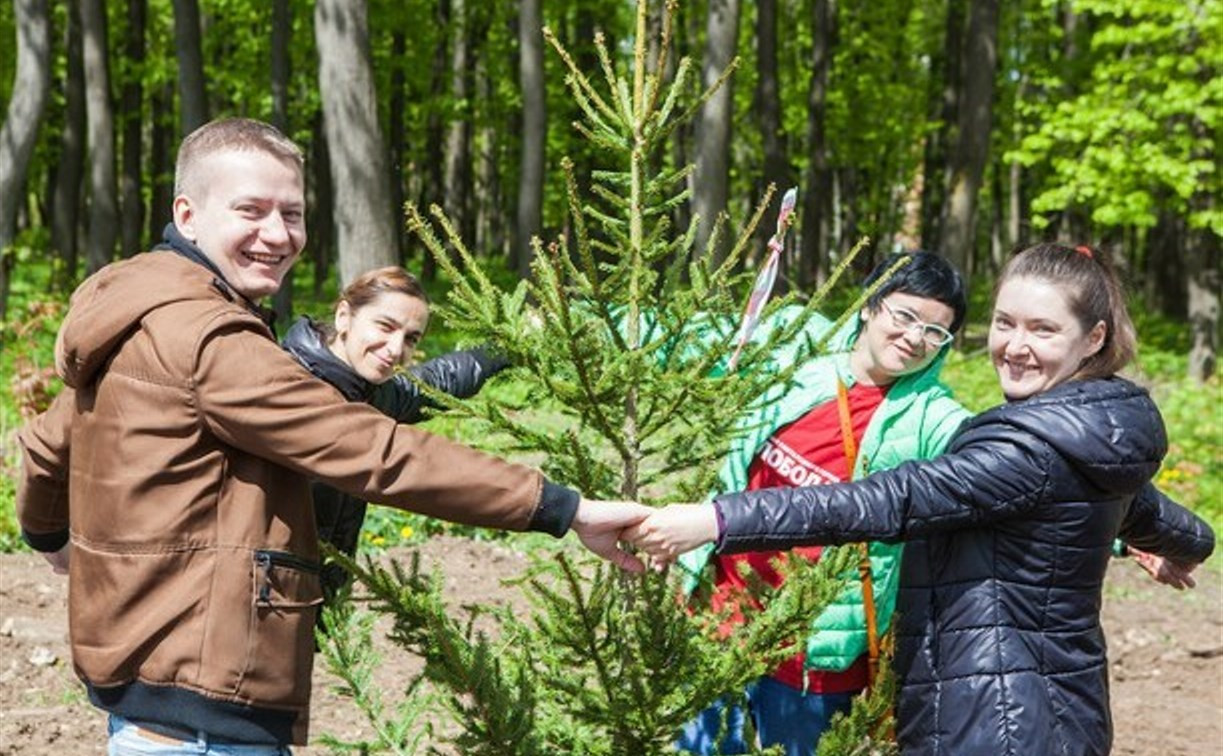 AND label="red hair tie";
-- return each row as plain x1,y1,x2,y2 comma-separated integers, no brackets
1075,244,1094,259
